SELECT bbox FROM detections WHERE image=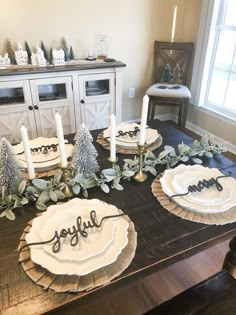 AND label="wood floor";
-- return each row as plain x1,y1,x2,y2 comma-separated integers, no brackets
74,121,235,315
